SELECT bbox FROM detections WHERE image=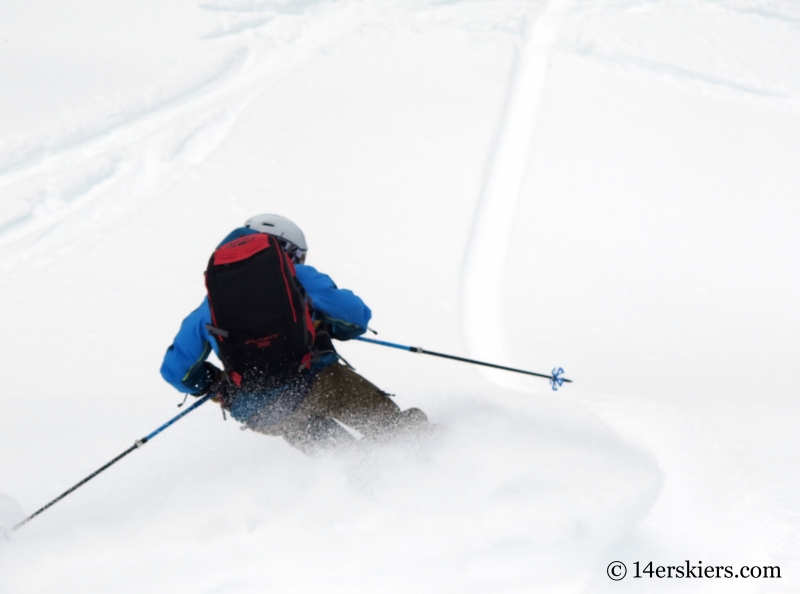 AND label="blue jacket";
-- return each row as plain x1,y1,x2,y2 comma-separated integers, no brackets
160,228,371,399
